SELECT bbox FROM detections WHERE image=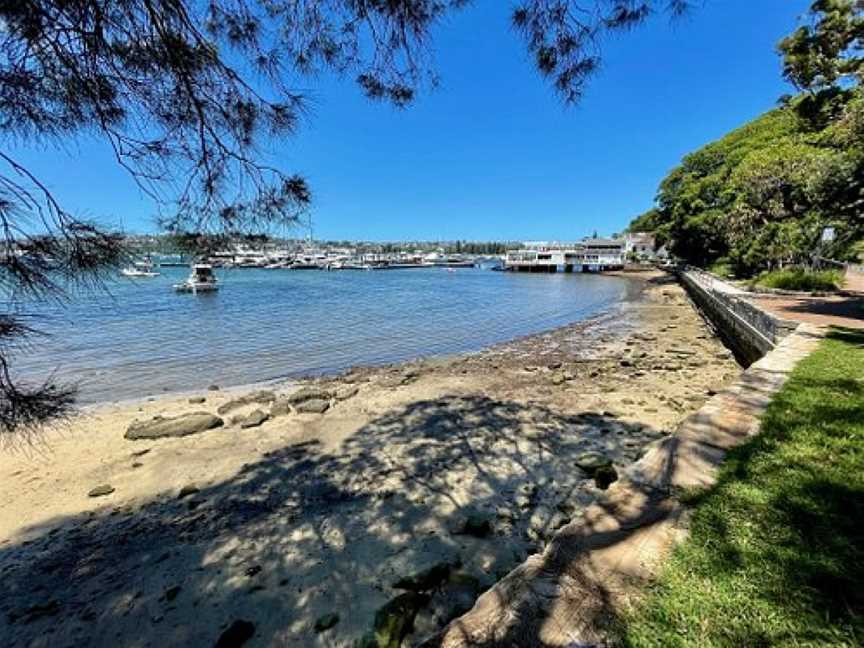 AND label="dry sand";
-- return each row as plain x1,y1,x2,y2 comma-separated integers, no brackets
0,271,740,647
